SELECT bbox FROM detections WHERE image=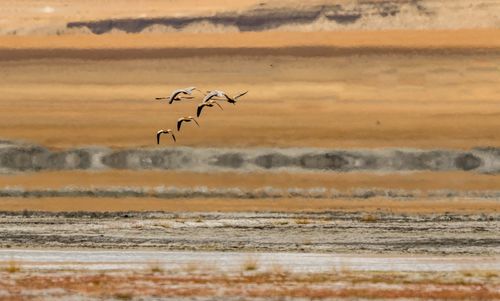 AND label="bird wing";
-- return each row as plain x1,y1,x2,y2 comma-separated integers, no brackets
171,133,176,142
169,90,182,104
183,87,196,94
234,91,248,100
223,93,234,103
202,95,209,102
203,92,216,103
156,131,162,144
177,119,184,131
214,101,224,110
197,103,205,117
192,118,200,127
